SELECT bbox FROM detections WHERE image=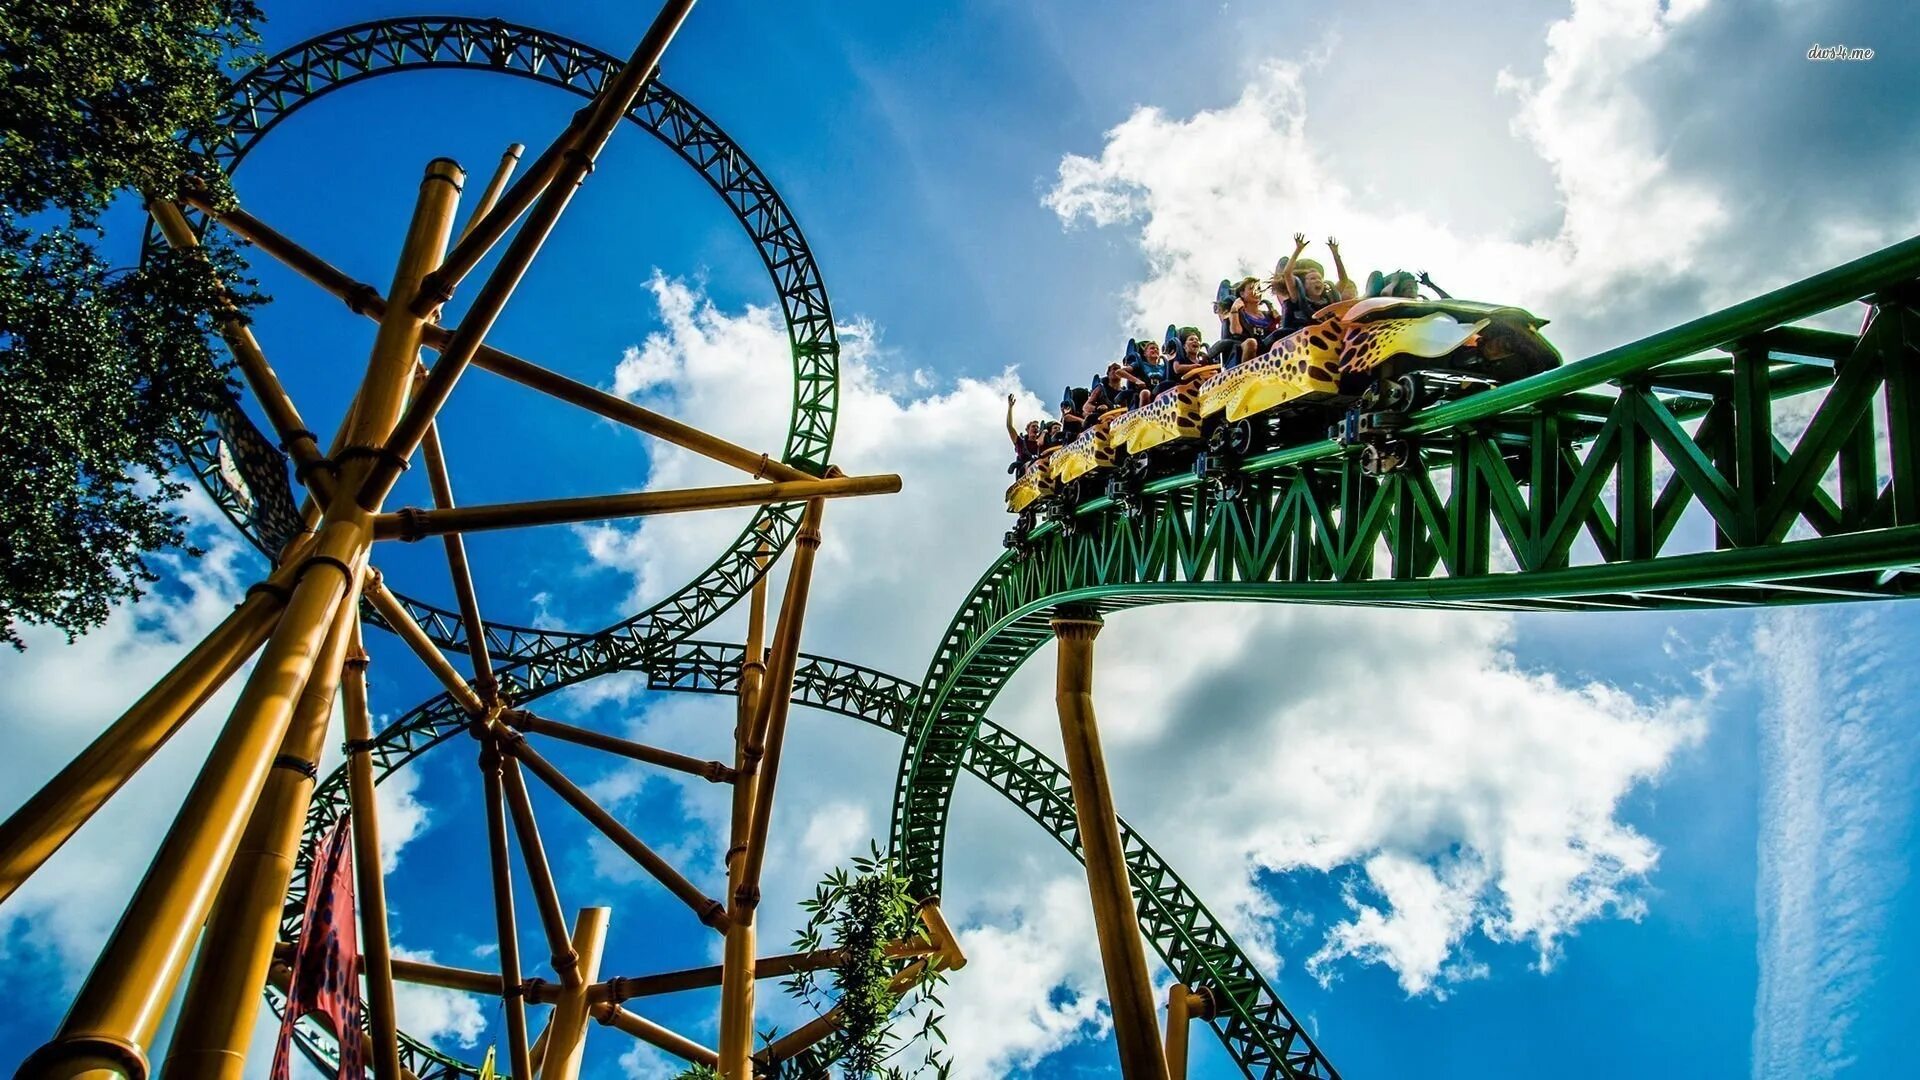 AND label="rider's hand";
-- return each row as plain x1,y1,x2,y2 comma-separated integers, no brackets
1292,232,1308,250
